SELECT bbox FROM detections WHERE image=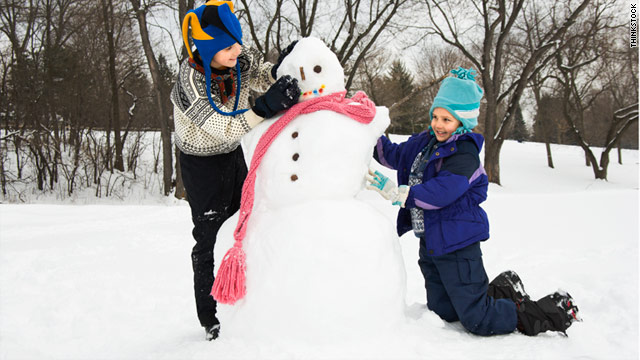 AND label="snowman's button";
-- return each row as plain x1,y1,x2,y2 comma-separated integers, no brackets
292,131,299,139
291,174,299,181
292,153,300,161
